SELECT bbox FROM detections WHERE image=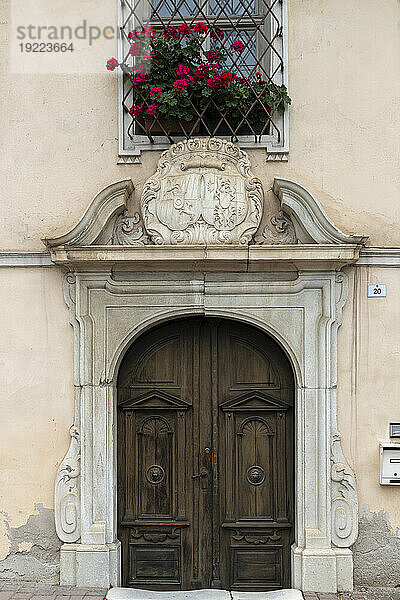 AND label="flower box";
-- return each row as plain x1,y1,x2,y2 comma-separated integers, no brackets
143,117,200,135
